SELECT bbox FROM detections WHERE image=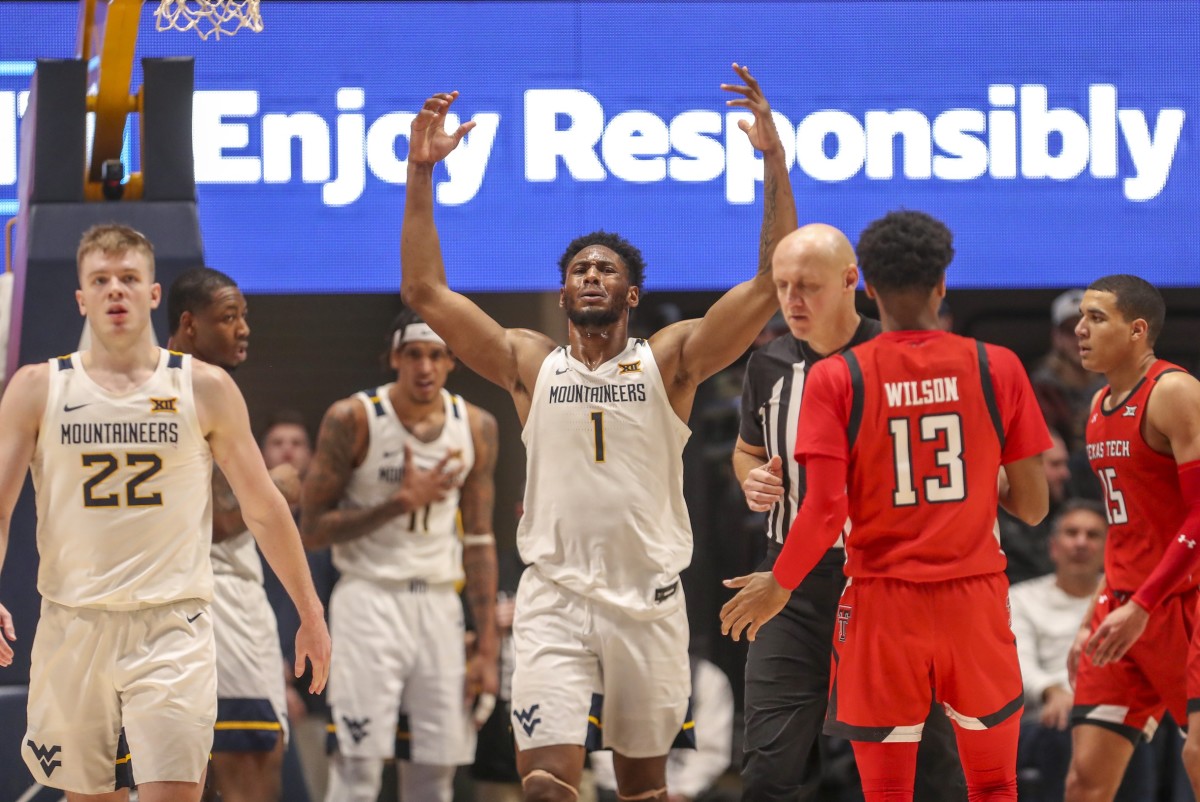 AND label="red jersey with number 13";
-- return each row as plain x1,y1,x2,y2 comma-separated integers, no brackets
1086,359,1190,594
796,331,1050,582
